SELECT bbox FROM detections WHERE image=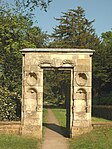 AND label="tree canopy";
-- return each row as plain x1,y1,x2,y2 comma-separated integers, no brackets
17,0,52,11
0,3,48,120
49,7,100,49
93,30,112,104
0,1,112,121
43,7,100,106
